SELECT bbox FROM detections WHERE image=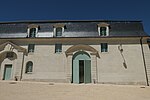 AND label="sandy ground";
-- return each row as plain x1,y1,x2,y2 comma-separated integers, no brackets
0,81,150,100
